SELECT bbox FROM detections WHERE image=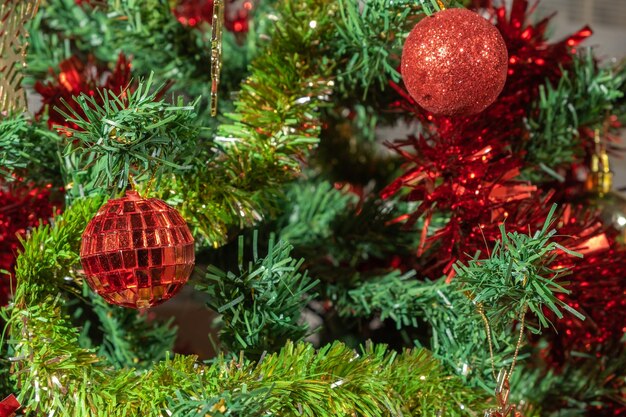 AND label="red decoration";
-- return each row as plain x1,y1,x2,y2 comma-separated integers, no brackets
0,182,61,306
401,8,508,116
80,191,195,309
540,208,626,358
174,0,255,34
224,0,254,34
174,0,214,27
554,246,626,350
385,0,591,277
34,54,132,133
0,395,20,417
